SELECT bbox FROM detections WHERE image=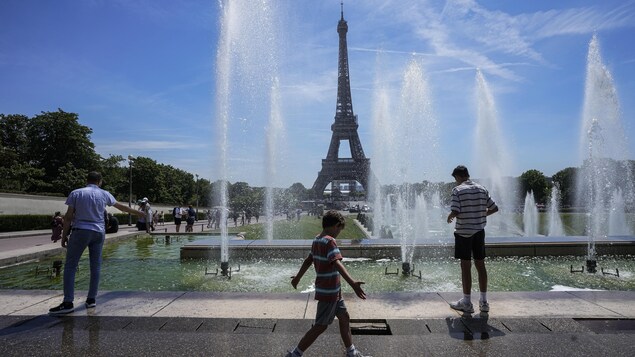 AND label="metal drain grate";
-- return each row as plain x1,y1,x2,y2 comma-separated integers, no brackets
350,319,392,335
233,320,277,334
